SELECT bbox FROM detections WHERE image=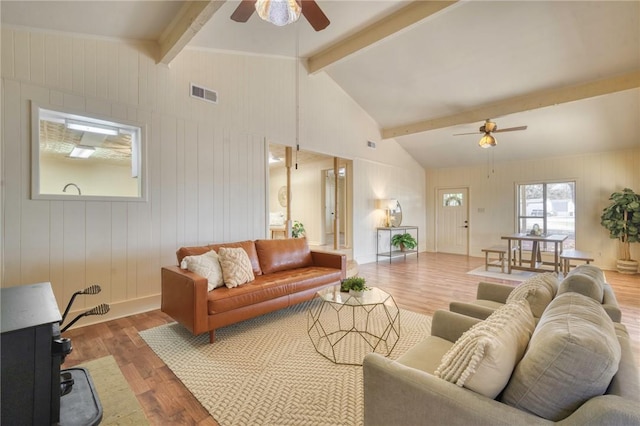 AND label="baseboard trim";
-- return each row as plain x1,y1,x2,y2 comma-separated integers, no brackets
63,293,161,330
